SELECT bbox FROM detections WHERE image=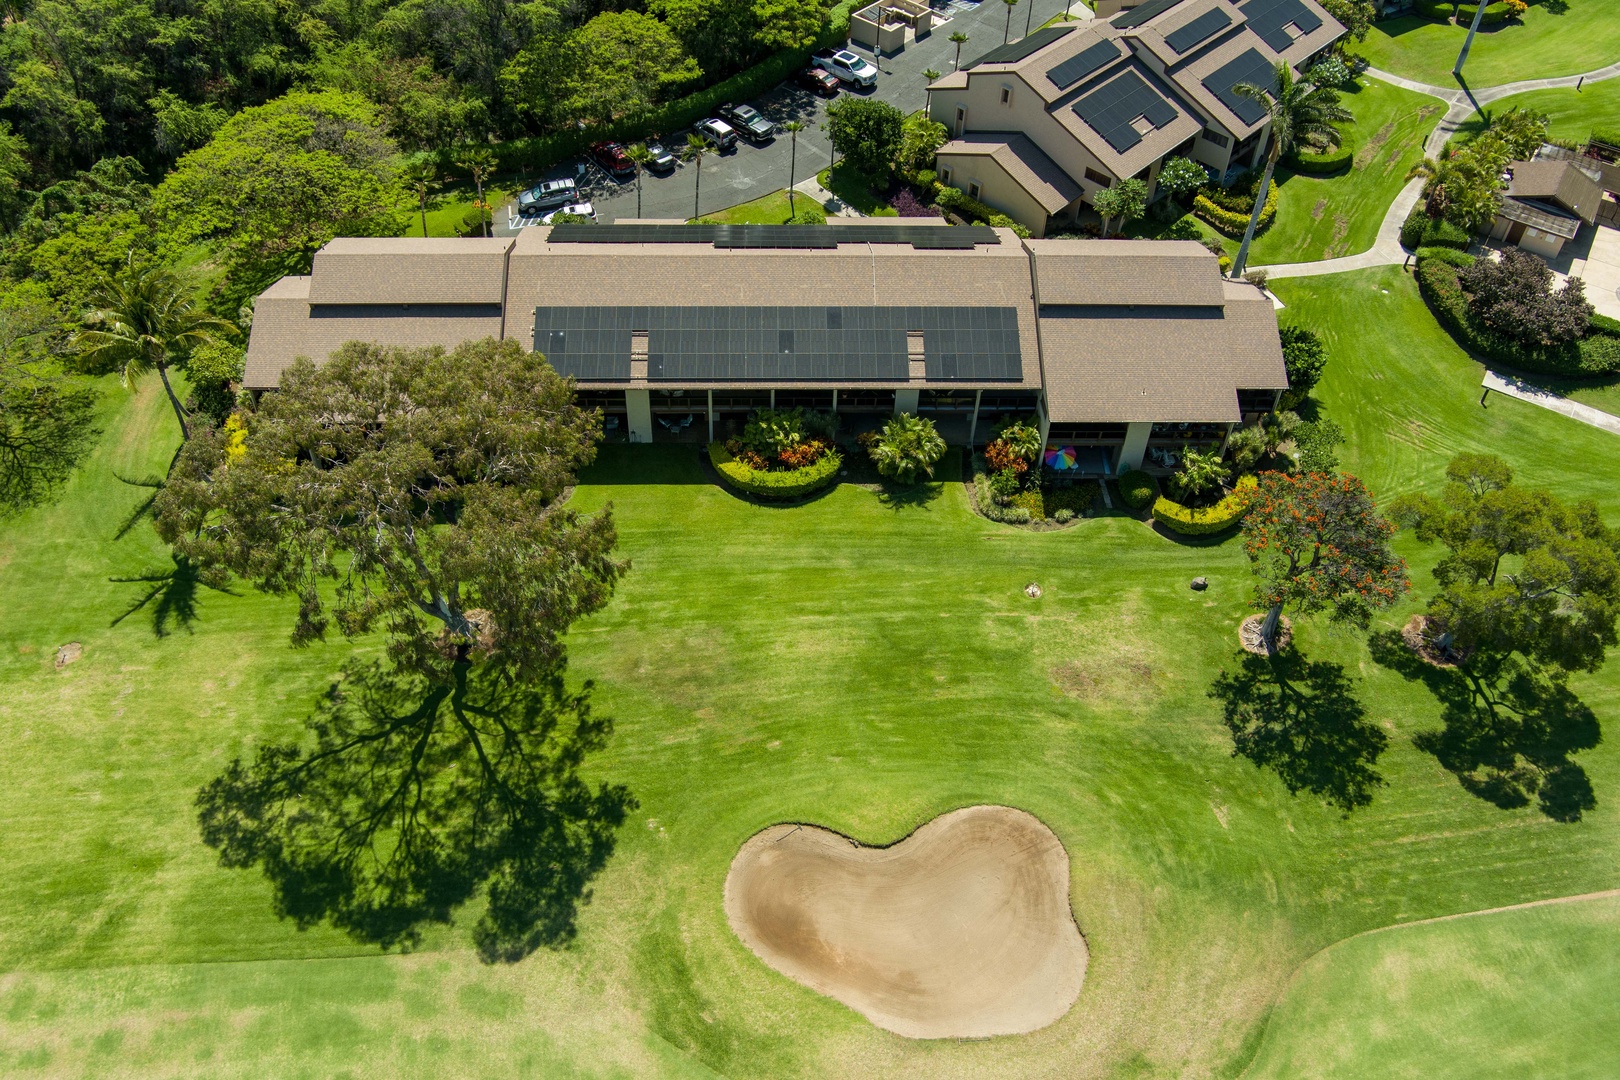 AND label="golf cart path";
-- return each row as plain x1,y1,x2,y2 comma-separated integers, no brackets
1483,370,1620,435
1262,60,1620,281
